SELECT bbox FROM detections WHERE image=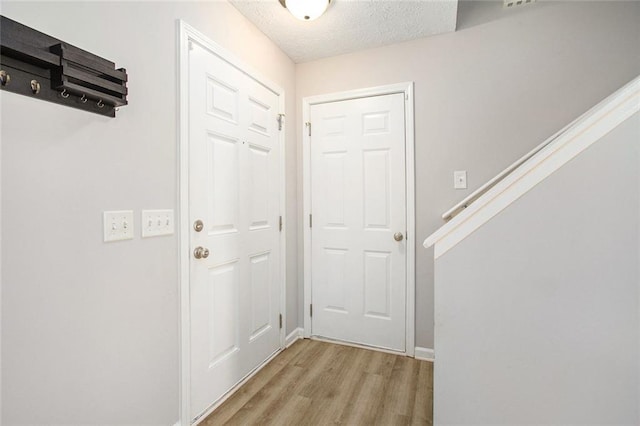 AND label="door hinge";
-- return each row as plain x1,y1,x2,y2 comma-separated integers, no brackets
277,113,285,131
279,215,283,232
305,121,311,137
309,214,312,228
310,304,313,317
279,313,283,329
